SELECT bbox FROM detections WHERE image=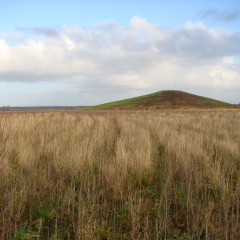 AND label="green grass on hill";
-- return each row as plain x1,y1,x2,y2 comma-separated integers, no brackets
84,90,234,110
84,91,164,110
